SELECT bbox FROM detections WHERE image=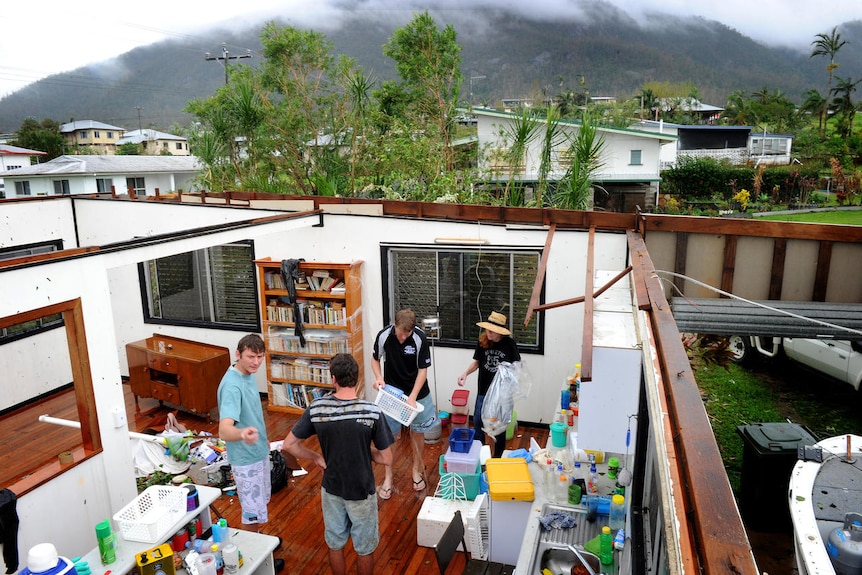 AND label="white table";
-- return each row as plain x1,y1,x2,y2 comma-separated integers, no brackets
80,486,278,575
